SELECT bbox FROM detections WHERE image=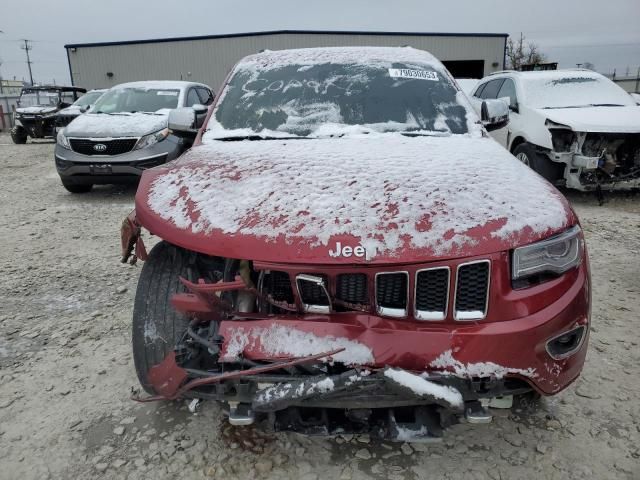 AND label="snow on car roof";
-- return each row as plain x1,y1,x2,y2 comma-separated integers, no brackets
516,70,634,109
110,80,201,91
238,46,442,69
